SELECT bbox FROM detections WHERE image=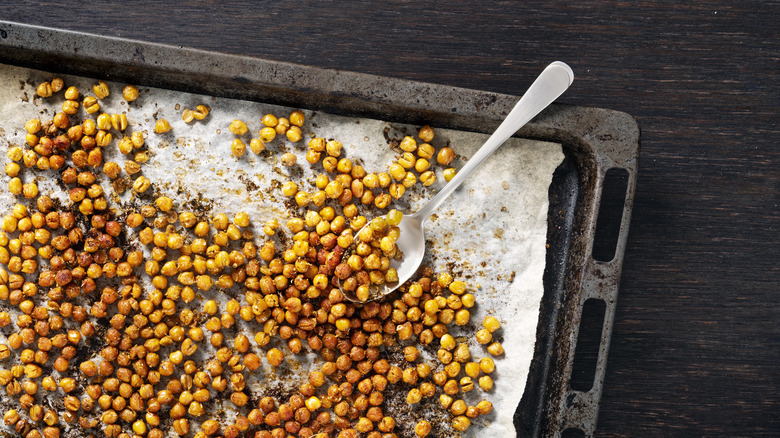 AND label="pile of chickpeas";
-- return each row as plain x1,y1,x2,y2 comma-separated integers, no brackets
0,77,505,438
